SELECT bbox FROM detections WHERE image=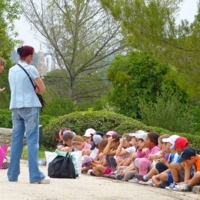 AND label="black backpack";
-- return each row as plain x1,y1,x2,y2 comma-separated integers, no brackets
48,153,76,178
